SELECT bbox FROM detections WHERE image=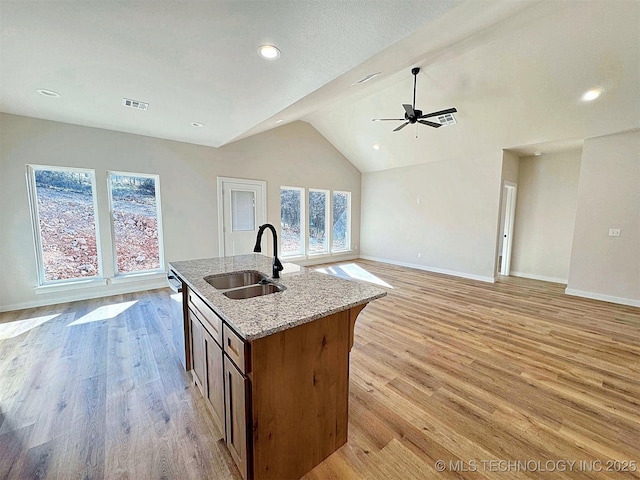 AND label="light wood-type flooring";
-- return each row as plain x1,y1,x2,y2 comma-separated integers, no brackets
1,259,638,479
